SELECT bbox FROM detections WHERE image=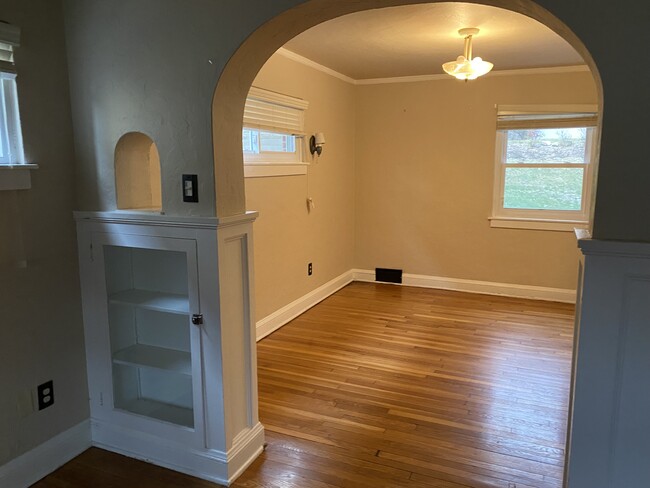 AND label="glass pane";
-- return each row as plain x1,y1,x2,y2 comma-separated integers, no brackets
259,130,296,153
242,128,259,154
506,128,588,164
504,167,584,210
104,245,194,428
